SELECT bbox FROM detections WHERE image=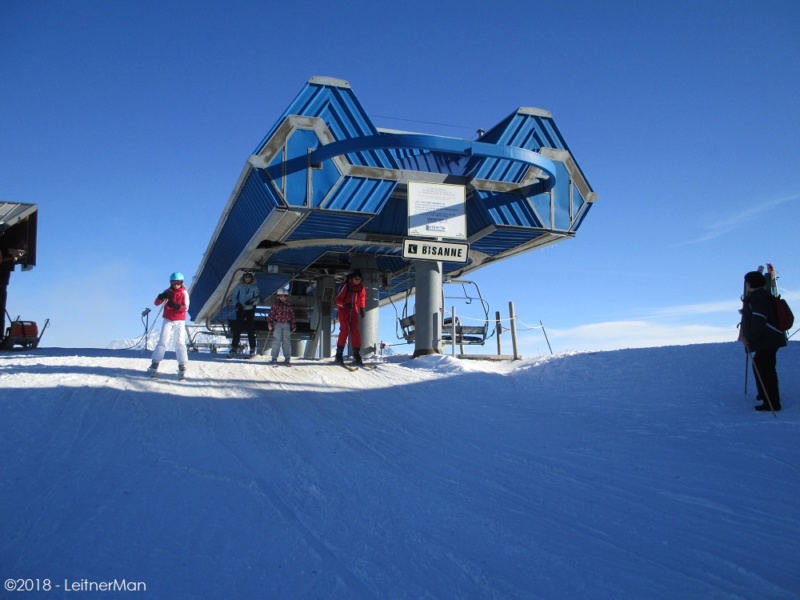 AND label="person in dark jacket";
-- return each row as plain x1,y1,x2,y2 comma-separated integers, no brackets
740,270,786,411
229,270,260,357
